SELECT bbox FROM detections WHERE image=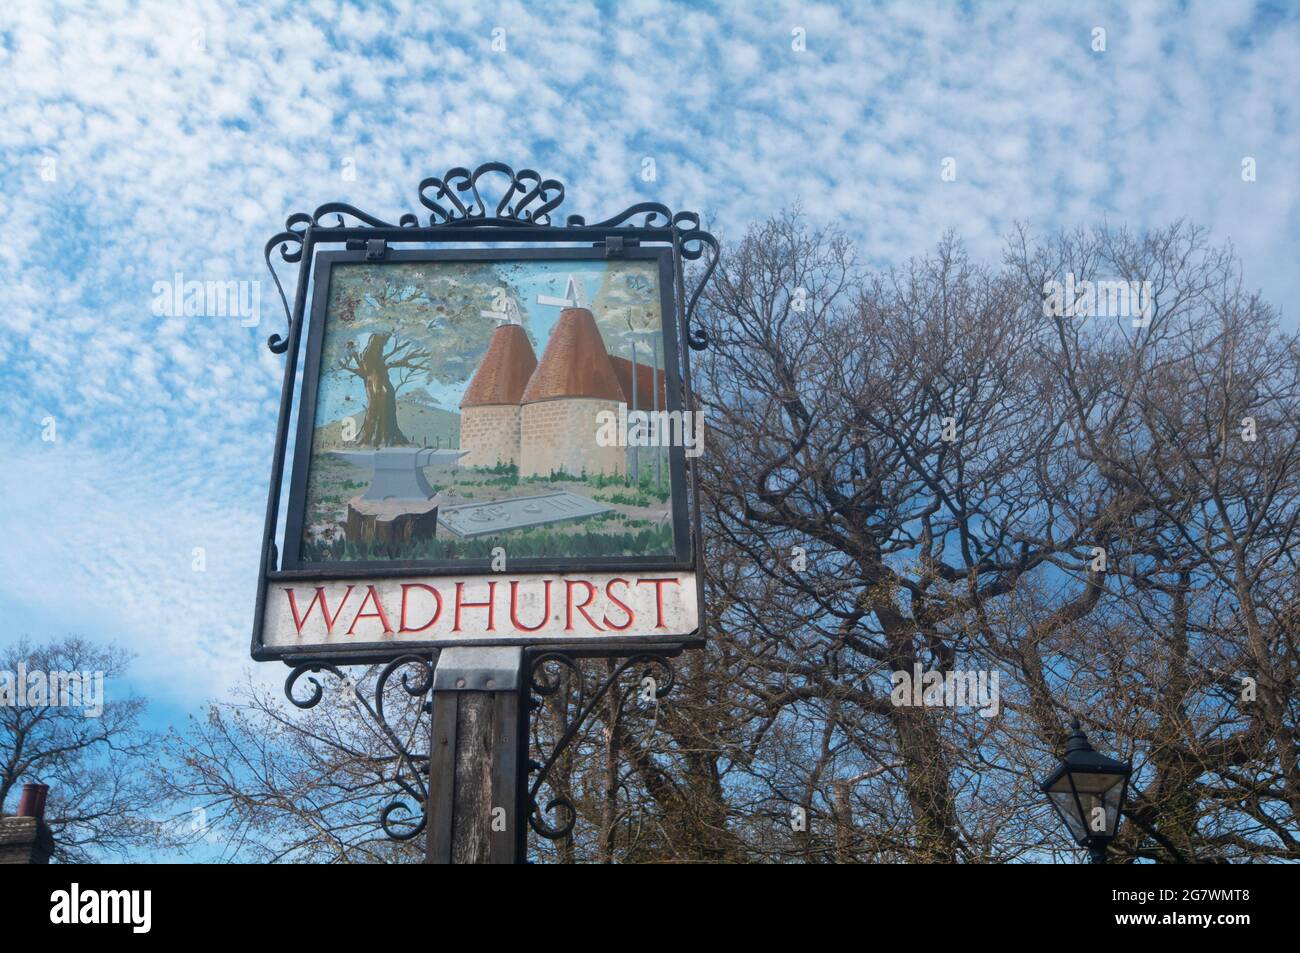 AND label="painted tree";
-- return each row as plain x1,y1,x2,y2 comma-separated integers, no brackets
327,263,526,447
337,333,431,446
